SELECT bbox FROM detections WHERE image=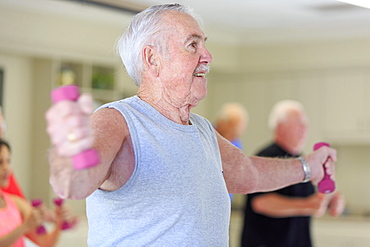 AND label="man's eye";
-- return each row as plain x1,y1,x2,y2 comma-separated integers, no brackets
189,42,197,48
